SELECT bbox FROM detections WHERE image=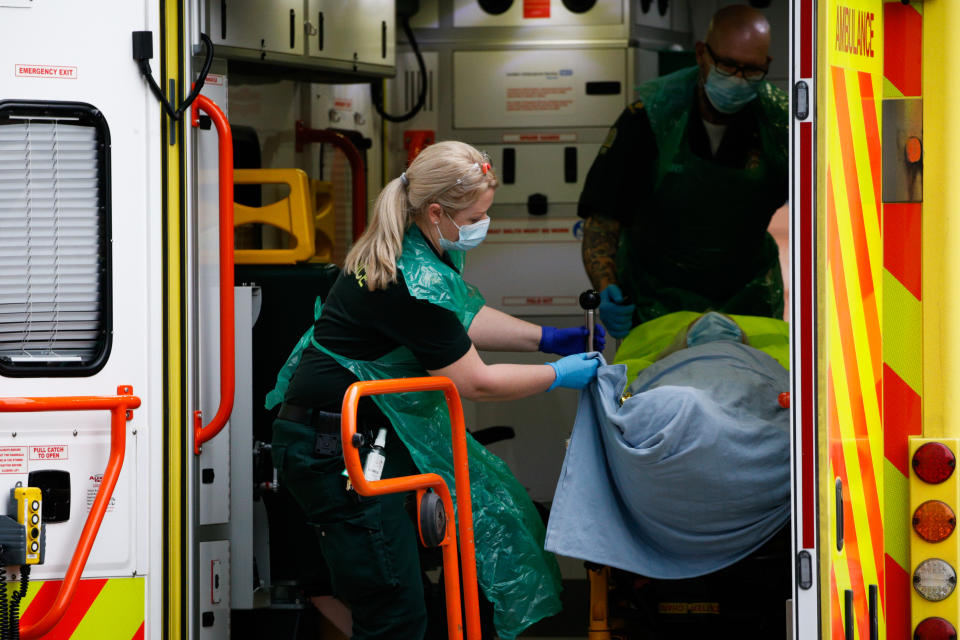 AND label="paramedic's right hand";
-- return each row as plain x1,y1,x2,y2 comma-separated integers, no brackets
599,284,635,339
547,353,601,391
